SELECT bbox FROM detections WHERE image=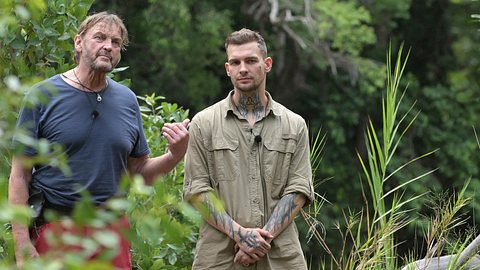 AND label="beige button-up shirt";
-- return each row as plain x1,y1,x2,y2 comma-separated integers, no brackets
184,91,314,270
